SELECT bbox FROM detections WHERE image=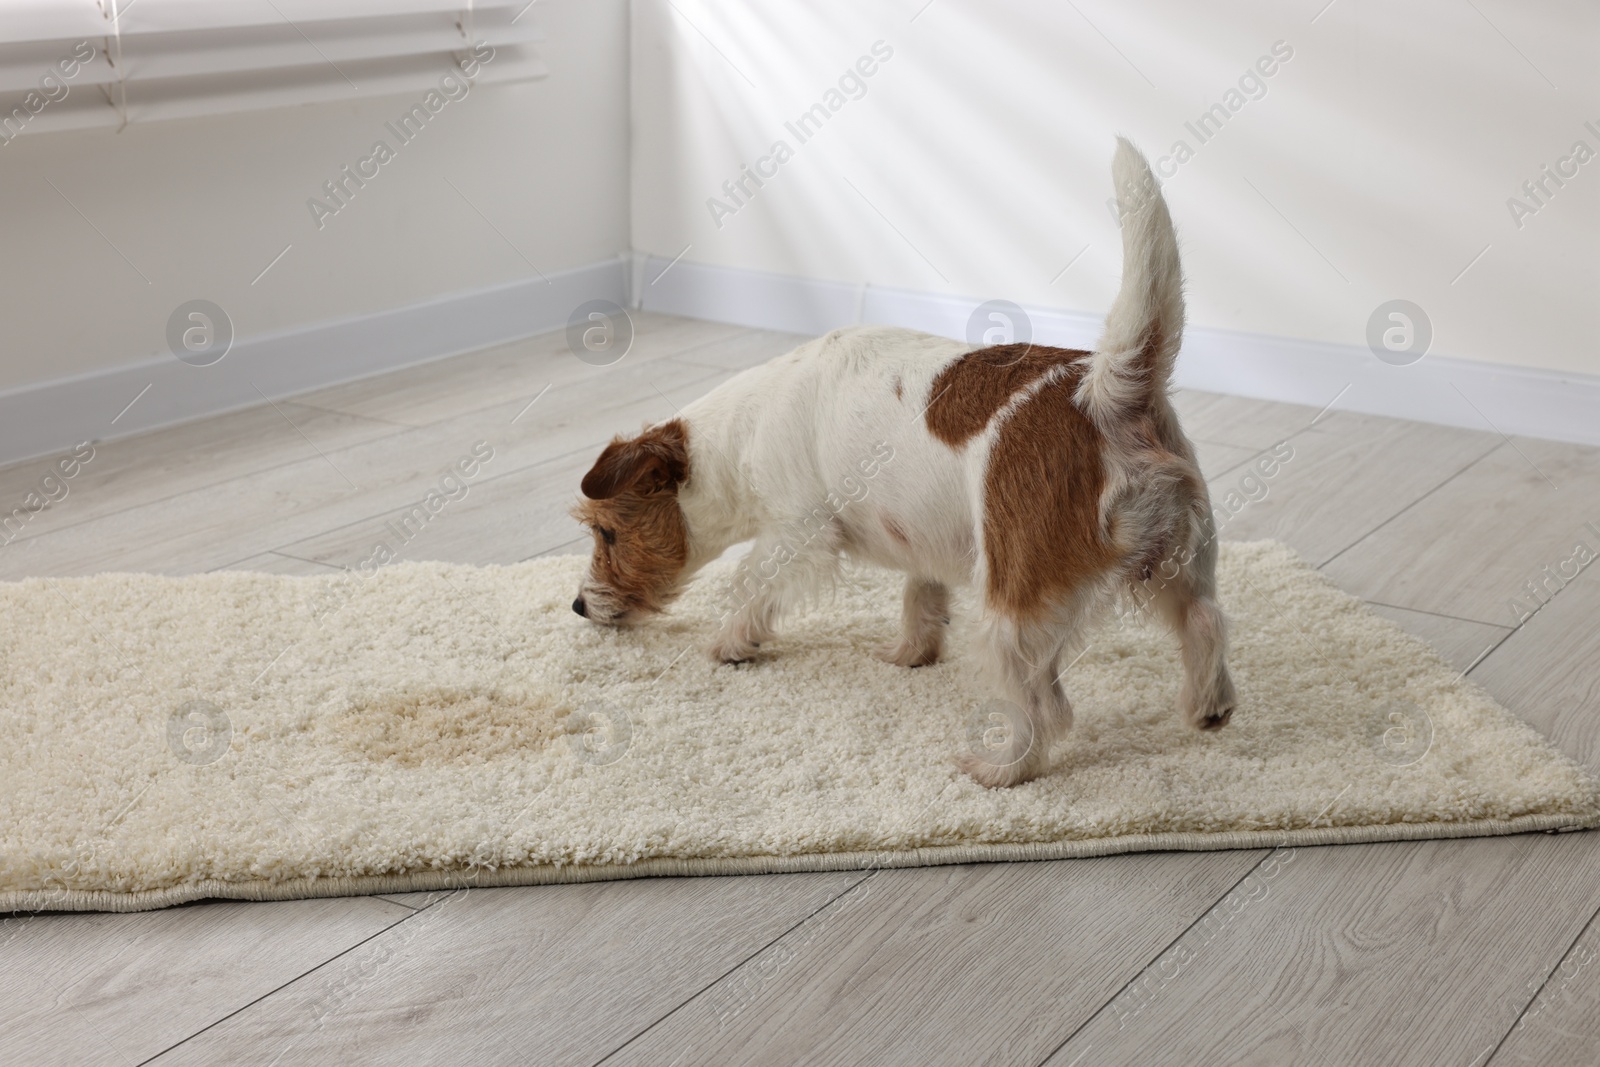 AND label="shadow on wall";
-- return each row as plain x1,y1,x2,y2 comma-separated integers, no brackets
630,0,1598,379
